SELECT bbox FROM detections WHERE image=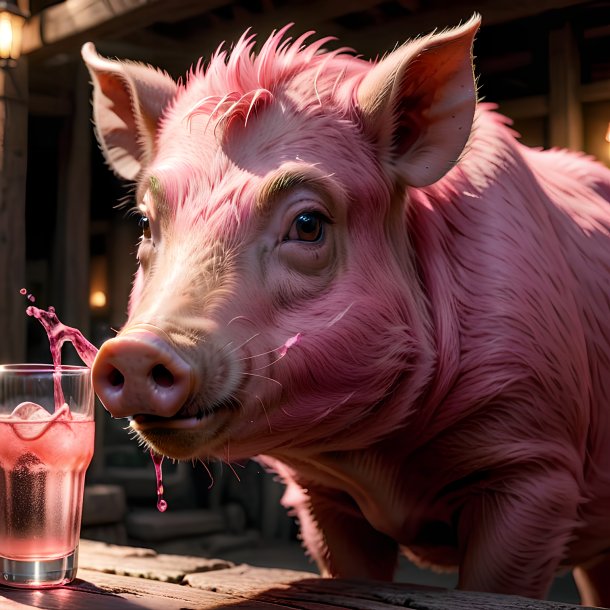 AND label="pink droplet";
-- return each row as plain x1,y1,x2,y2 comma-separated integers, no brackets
19,288,27,295
27,294,35,303
279,332,302,357
150,450,168,512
